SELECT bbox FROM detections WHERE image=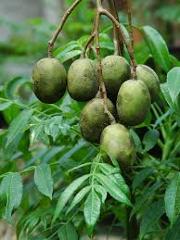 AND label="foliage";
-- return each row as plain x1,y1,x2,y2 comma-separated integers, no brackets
0,0,180,239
